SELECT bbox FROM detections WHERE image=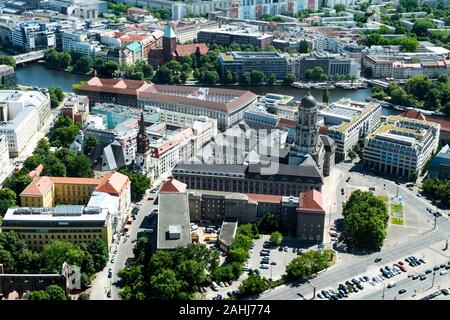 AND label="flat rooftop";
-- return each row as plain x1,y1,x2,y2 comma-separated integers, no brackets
219,220,238,247
157,192,191,250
